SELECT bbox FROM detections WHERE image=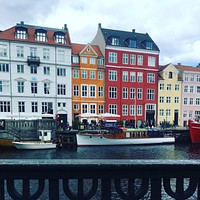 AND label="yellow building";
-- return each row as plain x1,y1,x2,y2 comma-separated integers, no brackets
158,64,182,127
71,43,105,121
